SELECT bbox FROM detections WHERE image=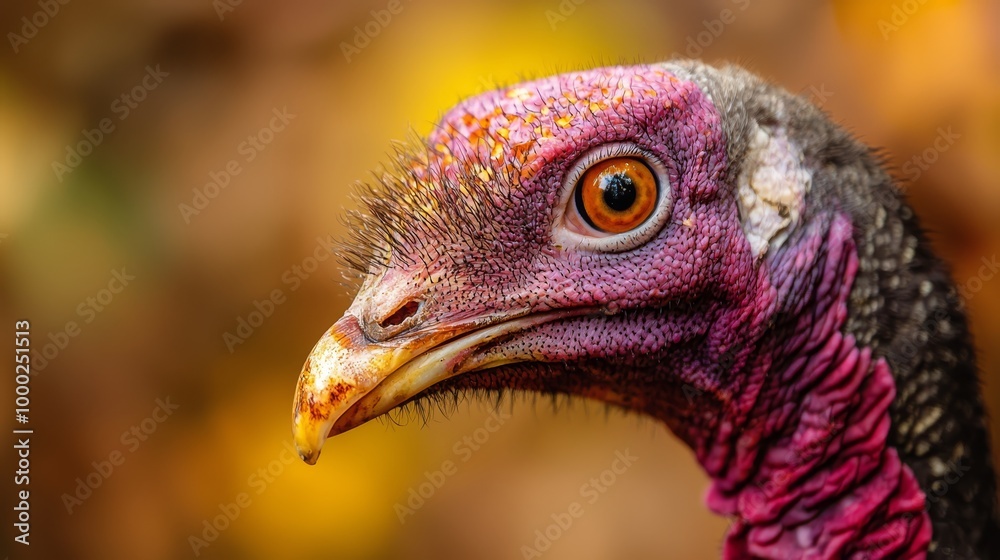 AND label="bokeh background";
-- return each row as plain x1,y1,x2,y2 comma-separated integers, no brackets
1,0,998,558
